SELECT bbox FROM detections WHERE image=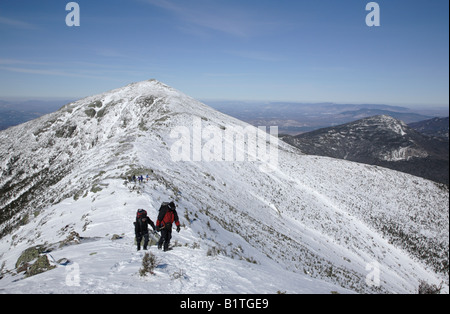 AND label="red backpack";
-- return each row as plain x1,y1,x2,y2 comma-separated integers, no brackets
136,209,147,220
